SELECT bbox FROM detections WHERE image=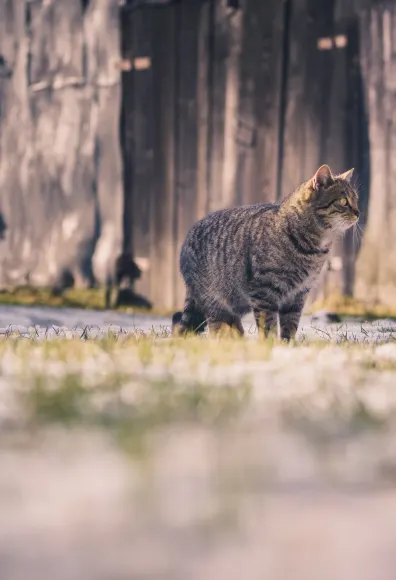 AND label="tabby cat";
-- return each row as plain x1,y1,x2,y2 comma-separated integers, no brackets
172,165,359,341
